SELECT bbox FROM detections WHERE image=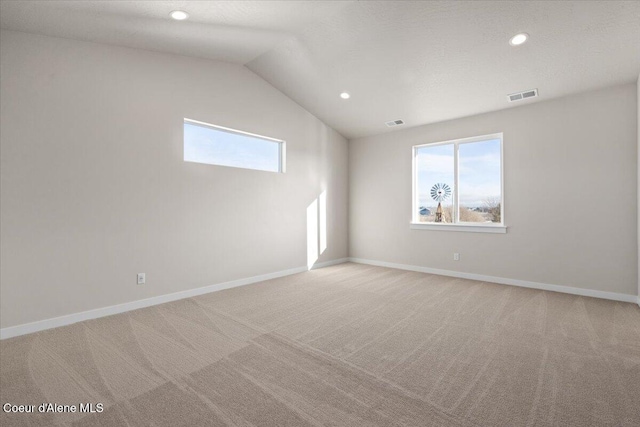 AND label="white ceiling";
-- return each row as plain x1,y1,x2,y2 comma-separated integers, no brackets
0,1,351,64
2,1,639,139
